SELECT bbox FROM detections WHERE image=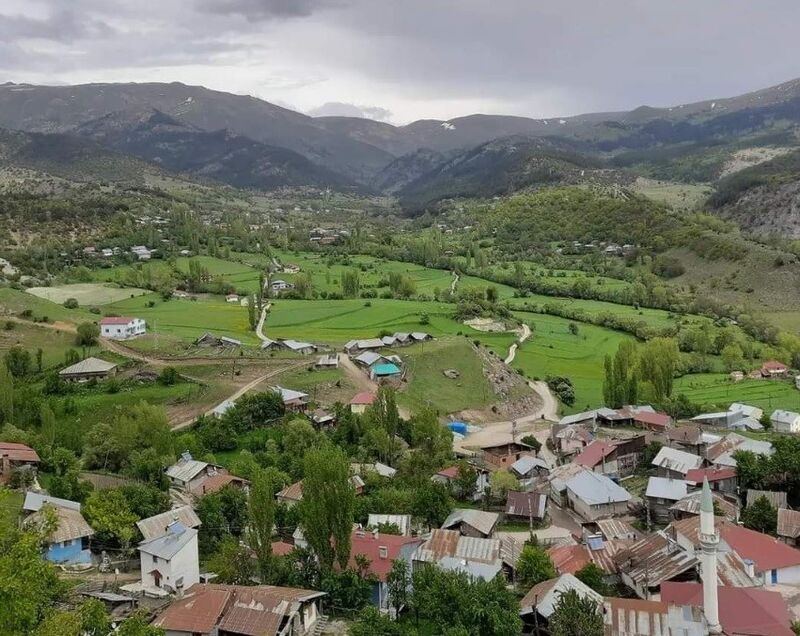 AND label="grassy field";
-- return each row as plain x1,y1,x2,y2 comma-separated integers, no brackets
673,374,800,413
630,177,712,212
55,381,203,451
259,366,358,406
26,283,149,305
0,322,80,369
104,293,259,344
0,288,95,324
397,338,495,414
511,312,634,413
